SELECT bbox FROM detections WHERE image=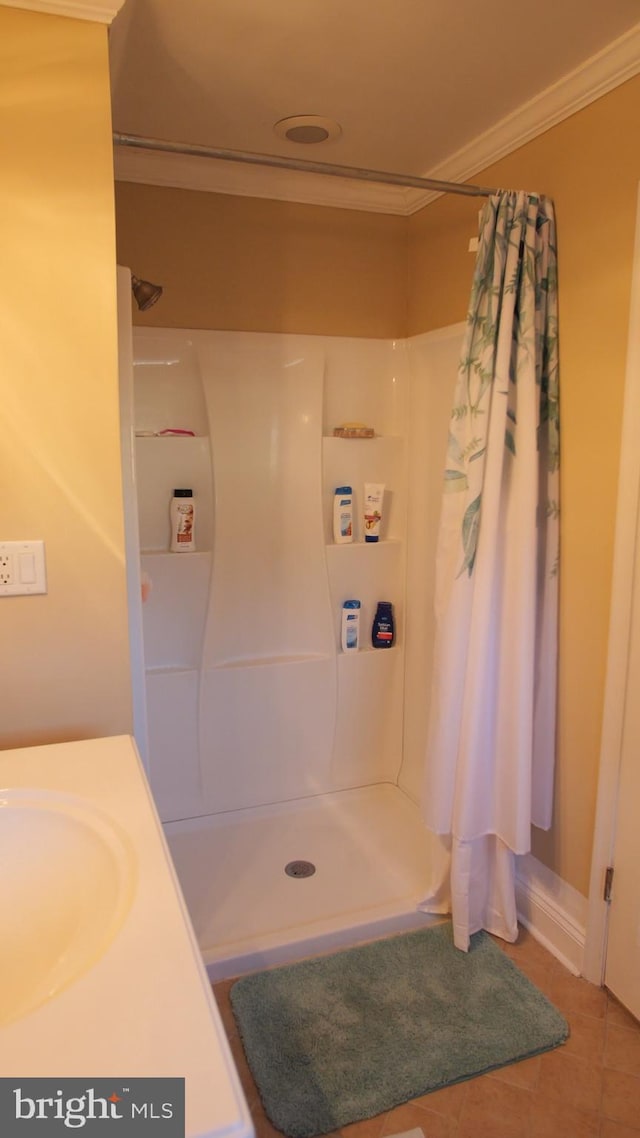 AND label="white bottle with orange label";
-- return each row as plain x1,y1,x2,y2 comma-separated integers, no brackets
170,488,195,552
